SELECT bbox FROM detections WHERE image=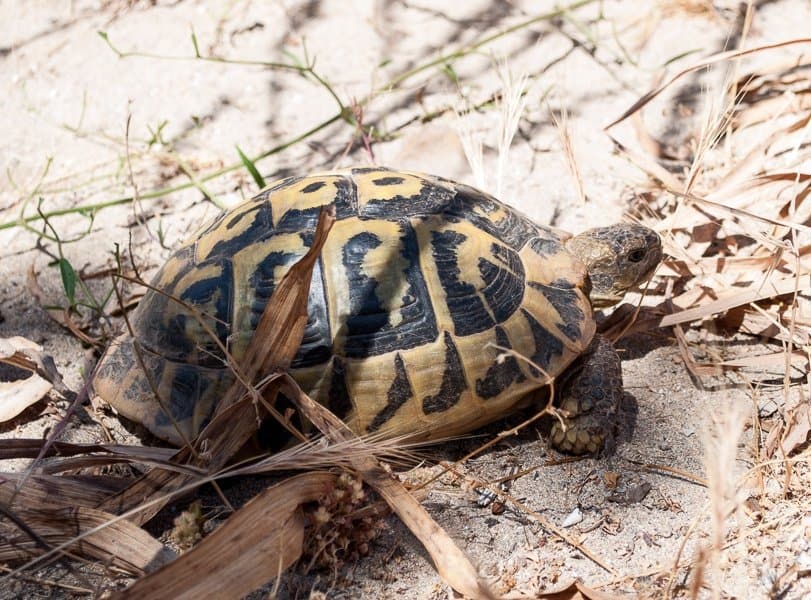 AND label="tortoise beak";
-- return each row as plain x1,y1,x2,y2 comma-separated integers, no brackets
589,292,626,309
